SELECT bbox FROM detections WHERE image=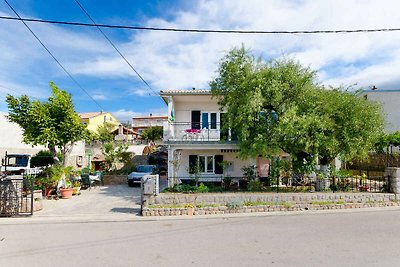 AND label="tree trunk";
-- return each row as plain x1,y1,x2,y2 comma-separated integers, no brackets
49,146,60,165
